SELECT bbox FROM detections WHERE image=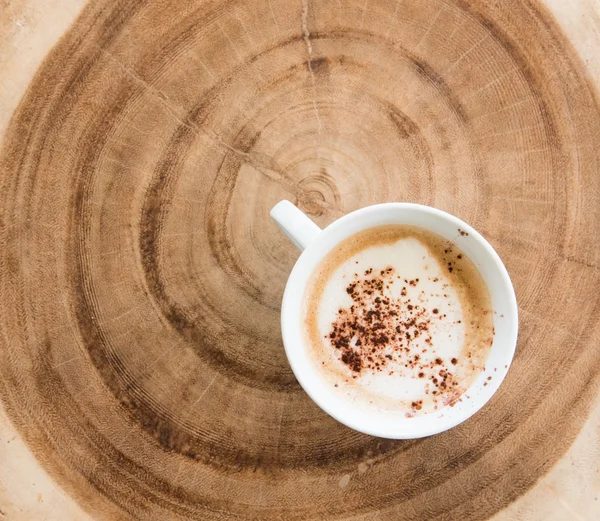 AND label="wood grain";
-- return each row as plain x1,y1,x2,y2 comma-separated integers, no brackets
1,0,600,519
